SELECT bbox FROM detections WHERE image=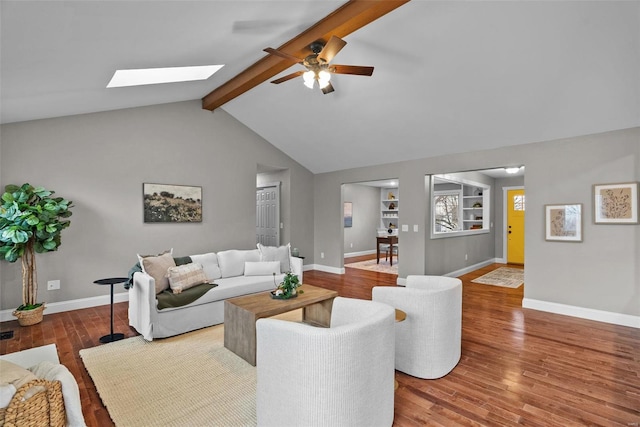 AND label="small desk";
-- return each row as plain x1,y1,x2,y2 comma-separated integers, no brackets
377,235,398,266
93,277,128,344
